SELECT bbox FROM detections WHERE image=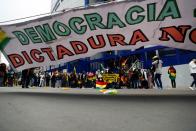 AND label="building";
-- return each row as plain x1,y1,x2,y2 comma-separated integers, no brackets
51,0,85,12
50,0,196,88
51,0,118,12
